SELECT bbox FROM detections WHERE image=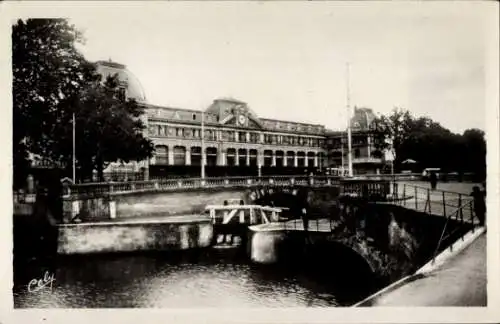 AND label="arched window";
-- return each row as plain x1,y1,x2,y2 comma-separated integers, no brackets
155,145,168,165
173,146,186,165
